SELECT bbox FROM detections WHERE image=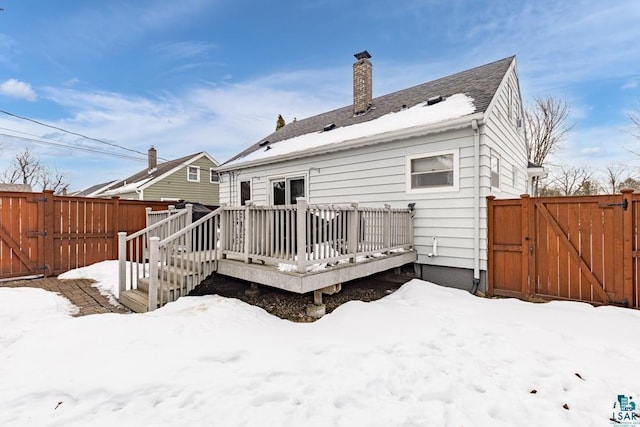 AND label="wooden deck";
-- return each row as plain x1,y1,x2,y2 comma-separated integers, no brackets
118,199,416,312
217,250,417,294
